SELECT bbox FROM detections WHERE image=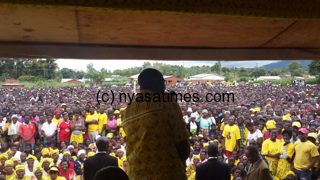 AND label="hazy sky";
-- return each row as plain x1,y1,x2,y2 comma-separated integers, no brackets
56,59,278,71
